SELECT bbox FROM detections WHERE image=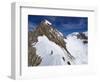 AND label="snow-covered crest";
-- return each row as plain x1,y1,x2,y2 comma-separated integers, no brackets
43,19,52,25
